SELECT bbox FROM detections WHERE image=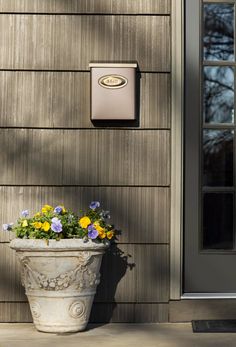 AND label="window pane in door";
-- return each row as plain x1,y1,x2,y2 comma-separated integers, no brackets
203,193,234,250
203,130,234,187
204,66,234,124
204,4,234,61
